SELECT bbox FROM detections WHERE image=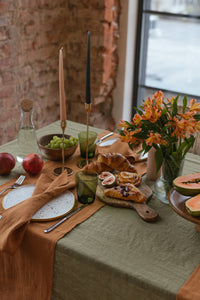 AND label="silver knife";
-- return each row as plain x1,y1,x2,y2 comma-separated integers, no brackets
44,204,88,233
96,132,114,145
98,137,119,147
